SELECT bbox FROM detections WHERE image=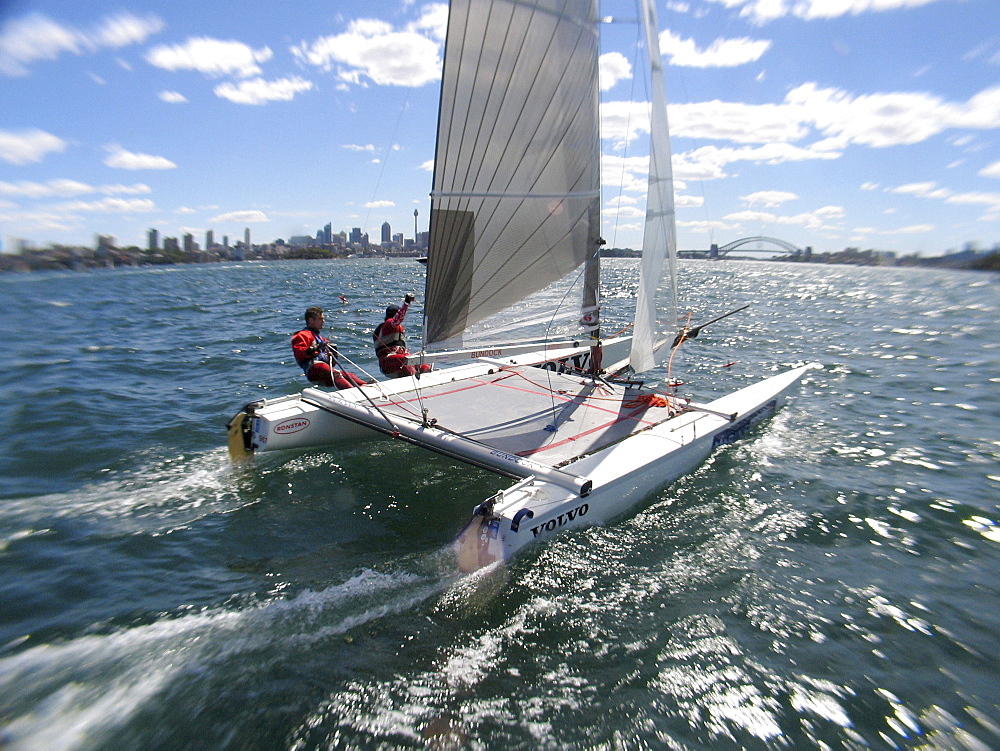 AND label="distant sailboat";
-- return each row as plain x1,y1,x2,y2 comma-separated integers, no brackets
228,0,815,571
